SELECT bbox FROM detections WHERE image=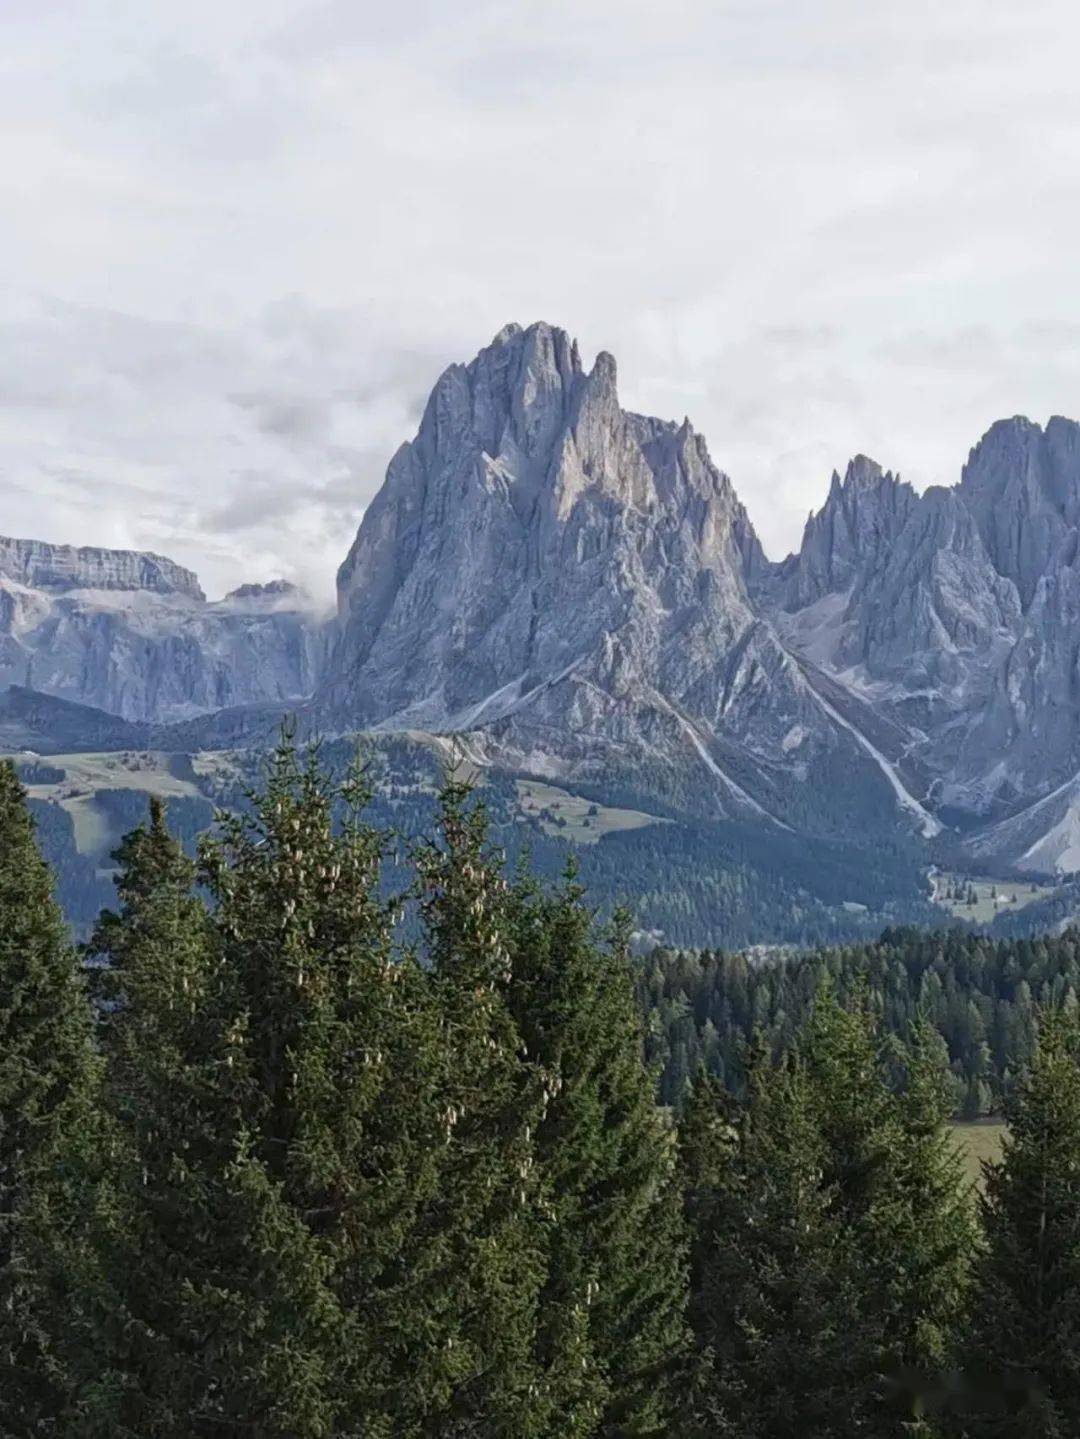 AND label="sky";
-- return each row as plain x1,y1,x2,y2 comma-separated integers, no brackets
3,0,1080,604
